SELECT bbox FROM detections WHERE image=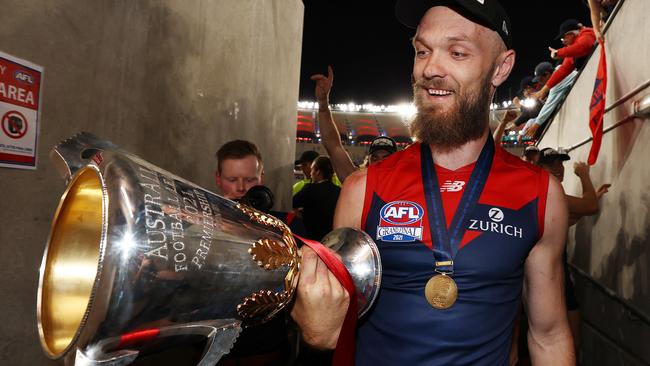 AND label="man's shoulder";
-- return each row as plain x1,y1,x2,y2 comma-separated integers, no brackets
344,168,368,188
580,27,595,36
495,147,545,175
